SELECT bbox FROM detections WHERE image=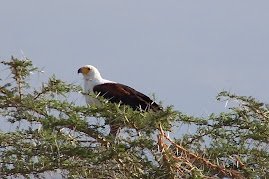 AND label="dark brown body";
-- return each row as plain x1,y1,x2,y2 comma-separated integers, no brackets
93,83,162,136
93,83,162,112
